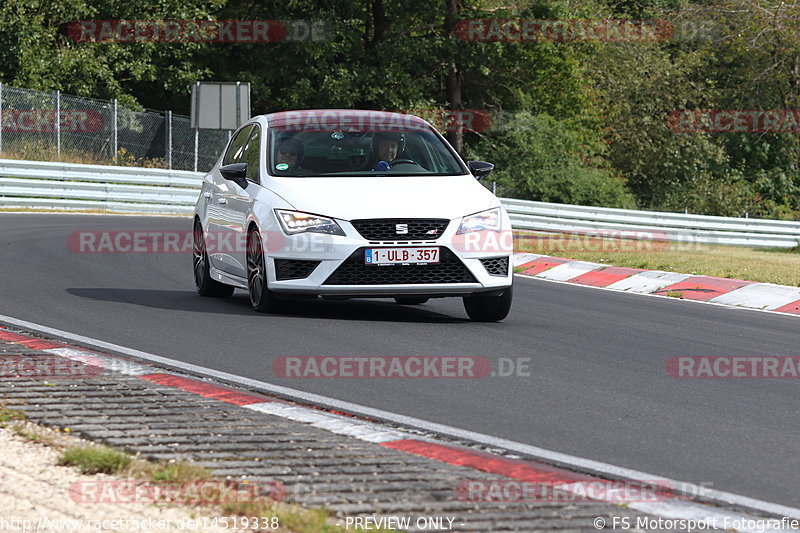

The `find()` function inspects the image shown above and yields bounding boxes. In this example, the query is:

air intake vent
[350,219,449,241]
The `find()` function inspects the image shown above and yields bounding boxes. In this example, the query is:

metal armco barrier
[0,158,798,247]
[0,158,201,215]
[503,198,800,248]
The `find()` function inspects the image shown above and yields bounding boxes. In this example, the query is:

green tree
[471,112,635,207]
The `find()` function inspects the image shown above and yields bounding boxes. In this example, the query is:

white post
[113,99,118,163]
[235,81,241,127]
[55,90,61,160]
[166,110,172,169]
[194,81,200,171]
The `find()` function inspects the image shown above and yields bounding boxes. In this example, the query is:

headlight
[457,207,502,234]
[275,209,345,236]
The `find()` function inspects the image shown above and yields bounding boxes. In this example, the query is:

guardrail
[0,158,202,215]
[503,198,800,248]
[0,158,798,247]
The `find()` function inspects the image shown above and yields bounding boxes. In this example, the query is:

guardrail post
[113,99,118,163]
[55,90,61,160]
[166,110,172,170]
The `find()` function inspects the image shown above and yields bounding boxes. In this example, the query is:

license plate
[365,247,439,265]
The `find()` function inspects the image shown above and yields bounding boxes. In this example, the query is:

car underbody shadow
[65,288,469,323]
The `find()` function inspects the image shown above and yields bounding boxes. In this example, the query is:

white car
[192,110,513,321]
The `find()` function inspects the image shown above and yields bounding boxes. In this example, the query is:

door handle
[217,198,228,205]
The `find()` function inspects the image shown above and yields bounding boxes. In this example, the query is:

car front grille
[323,248,477,285]
[350,218,450,241]
[274,259,321,281]
[480,257,509,277]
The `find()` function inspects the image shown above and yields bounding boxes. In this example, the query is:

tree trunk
[444,0,463,153]
[367,0,388,48]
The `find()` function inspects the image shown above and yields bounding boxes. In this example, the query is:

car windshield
[267,123,467,177]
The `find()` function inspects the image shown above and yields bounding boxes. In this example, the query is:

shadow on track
[65,288,469,323]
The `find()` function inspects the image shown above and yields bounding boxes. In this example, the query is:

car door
[207,124,252,277]
[217,124,262,278]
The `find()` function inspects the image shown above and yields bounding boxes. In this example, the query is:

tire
[193,220,234,297]
[247,229,290,313]
[463,285,513,322]
[394,297,429,305]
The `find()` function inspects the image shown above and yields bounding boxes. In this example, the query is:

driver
[371,132,405,171]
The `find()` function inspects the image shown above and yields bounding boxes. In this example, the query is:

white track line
[0,313,798,525]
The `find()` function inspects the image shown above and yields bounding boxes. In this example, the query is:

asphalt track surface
[1,213,798,508]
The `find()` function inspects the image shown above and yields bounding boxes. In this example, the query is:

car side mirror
[220,163,248,189]
[467,161,494,180]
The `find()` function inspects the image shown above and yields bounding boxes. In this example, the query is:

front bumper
[265,219,513,297]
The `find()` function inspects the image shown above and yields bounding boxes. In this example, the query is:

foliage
[1,0,799,218]
[470,113,635,207]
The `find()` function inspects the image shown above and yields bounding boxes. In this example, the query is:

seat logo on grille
[395,224,409,234]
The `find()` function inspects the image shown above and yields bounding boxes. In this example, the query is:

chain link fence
[0,84,233,172]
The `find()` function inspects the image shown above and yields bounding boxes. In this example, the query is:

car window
[241,125,261,183]
[222,125,253,165]
[267,126,466,177]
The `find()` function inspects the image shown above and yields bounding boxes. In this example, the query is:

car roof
[260,109,432,131]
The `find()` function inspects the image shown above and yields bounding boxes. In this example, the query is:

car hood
[265,174,500,220]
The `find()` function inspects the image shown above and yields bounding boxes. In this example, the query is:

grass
[58,444,132,474]
[1,146,169,168]
[11,424,58,445]
[514,232,800,286]
[50,436,396,531]
[0,404,26,427]
[0,406,394,531]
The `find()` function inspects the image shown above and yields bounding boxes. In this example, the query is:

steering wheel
[390,159,417,167]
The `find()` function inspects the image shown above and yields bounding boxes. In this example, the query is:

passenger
[275,137,304,172]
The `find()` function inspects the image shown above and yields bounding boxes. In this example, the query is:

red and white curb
[513,253,800,315]
[0,322,798,532]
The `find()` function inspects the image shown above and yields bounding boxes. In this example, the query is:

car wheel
[463,285,512,322]
[394,297,429,305]
[247,229,289,313]
[193,220,234,297]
